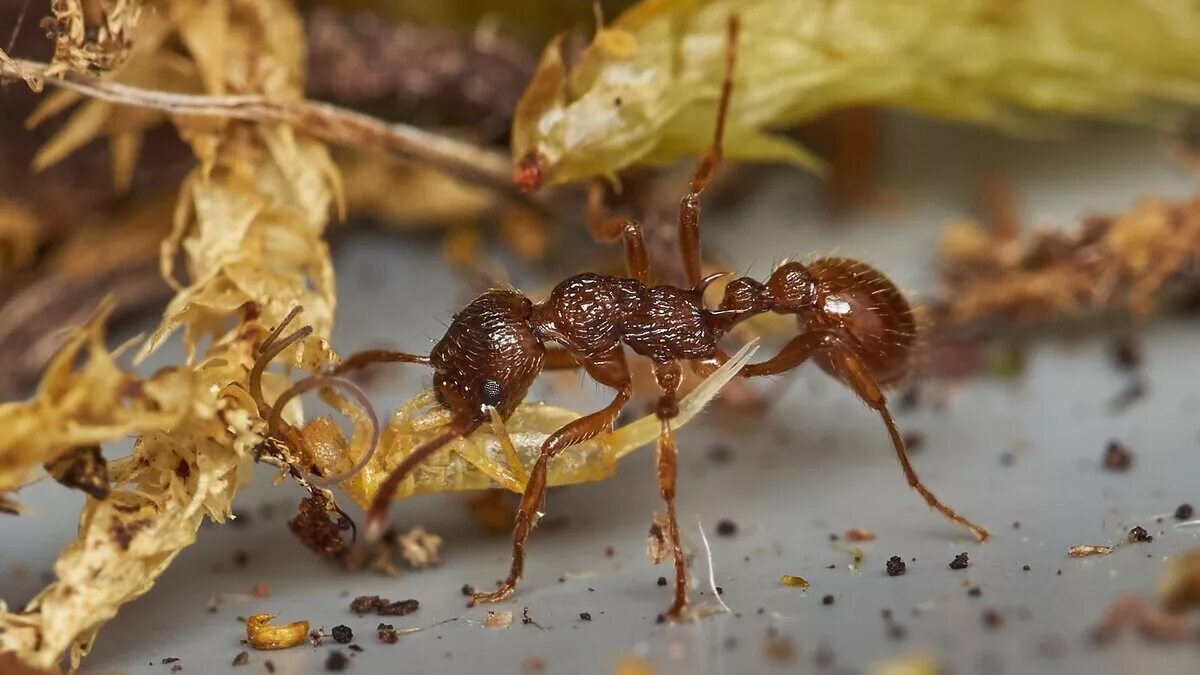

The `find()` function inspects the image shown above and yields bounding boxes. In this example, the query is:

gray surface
[4,116,1200,675]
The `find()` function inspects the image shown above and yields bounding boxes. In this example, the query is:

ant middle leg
[743,331,990,542]
[587,181,651,285]
[678,16,740,287]
[472,352,634,606]
[652,361,689,620]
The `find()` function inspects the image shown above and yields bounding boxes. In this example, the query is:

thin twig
[1,57,520,197]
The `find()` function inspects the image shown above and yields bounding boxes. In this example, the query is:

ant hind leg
[742,331,990,542]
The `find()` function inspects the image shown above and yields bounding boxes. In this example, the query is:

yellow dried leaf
[515,0,1200,187]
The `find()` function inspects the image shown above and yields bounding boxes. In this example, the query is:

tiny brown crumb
[520,607,544,629]
[845,528,876,542]
[949,552,969,570]
[1111,336,1142,371]
[763,629,796,664]
[265,660,275,673]
[886,556,907,576]
[716,519,738,537]
[331,625,352,644]
[325,650,349,671]
[289,494,347,558]
[231,651,249,667]
[483,610,513,629]
[1175,503,1195,521]
[657,576,667,586]
[779,575,809,589]
[1127,526,1153,543]
[380,599,419,616]
[461,584,475,596]
[579,612,592,621]
[376,624,399,644]
[245,614,310,650]
[647,517,668,564]
[822,594,835,606]
[349,596,419,616]
[251,582,270,598]
[1102,440,1133,472]
[901,431,925,453]
[982,608,1004,631]
[1068,545,1113,558]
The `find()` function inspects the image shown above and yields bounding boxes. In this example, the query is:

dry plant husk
[933,196,1200,331]
[0,0,339,669]
[514,0,1200,187]
[0,6,755,669]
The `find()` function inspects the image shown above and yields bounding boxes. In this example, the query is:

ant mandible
[331,16,988,621]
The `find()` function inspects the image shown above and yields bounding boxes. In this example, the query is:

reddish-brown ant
[330,17,988,621]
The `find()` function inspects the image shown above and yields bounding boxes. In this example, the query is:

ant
[330,17,989,621]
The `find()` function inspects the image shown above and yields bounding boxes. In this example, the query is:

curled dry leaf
[245,614,311,650]
[513,0,1200,188]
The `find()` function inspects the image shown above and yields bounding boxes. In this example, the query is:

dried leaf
[514,0,1200,187]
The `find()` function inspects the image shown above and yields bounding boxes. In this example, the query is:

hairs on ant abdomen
[326,16,988,621]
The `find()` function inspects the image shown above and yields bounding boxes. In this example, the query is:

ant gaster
[330,17,988,621]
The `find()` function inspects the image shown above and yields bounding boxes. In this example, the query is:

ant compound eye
[480,378,504,408]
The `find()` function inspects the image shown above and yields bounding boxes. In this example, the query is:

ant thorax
[533,273,721,365]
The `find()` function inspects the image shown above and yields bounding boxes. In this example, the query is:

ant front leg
[472,351,634,606]
[652,361,690,620]
[678,17,739,287]
[332,349,431,377]
[743,331,990,542]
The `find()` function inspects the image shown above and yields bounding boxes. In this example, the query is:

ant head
[802,258,917,385]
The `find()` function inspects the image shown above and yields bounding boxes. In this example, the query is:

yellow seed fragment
[1068,545,1113,558]
[245,613,310,650]
[779,575,809,589]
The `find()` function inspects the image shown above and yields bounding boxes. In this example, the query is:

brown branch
[1,57,520,198]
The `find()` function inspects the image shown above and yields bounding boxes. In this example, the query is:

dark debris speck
[1127,526,1153,543]
[231,652,249,667]
[331,625,353,644]
[949,552,969,570]
[885,556,907,577]
[657,576,667,586]
[579,612,592,621]
[325,650,349,672]
[1175,503,1194,521]
[716,519,738,537]
[1103,440,1133,472]
[822,594,835,606]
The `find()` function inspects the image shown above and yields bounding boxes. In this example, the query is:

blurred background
[3,1,1200,674]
